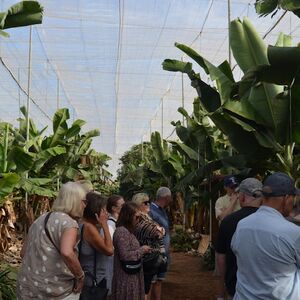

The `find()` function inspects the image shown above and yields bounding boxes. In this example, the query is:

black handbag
[79,225,109,300]
[120,259,142,274]
[143,251,168,274]
[79,278,108,300]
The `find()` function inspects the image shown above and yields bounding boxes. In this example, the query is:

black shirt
[215,207,258,296]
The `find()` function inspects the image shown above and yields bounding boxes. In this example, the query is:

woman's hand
[95,209,109,227]
[73,277,84,293]
[141,245,152,254]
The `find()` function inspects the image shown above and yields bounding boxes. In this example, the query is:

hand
[141,245,152,254]
[73,277,84,293]
[95,209,108,227]
[230,192,238,203]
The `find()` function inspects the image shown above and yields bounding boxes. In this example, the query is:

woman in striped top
[132,193,165,299]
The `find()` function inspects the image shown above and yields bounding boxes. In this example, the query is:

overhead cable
[0,56,51,120]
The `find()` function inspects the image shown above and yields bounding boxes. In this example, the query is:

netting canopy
[0,0,299,174]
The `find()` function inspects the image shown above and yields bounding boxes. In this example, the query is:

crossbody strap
[78,224,98,285]
[108,217,116,223]
[44,212,60,253]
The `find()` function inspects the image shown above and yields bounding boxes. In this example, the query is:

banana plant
[255,0,300,18]
[162,18,294,176]
[0,1,43,37]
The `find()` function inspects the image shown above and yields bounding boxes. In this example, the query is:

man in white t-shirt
[215,176,240,222]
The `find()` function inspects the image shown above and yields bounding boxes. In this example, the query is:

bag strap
[108,217,116,223]
[44,212,60,253]
[78,224,98,286]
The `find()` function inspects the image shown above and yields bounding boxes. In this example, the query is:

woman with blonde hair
[17,182,87,300]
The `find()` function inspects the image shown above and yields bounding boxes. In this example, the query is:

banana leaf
[230,18,286,140]
[0,1,43,31]
[0,173,20,198]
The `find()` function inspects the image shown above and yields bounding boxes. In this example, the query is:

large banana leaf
[20,178,56,197]
[255,0,300,18]
[8,146,34,172]
[230,18,285,138]
[0,1,43,31]
[175,43,235,103]
[0,173,20,198]
[43,108,69,148]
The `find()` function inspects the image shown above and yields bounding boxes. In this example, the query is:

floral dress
[111,226,144,300]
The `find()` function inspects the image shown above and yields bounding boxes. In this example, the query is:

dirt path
[162,252,218,300]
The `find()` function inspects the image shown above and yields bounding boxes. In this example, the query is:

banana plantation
[1,0,300,299]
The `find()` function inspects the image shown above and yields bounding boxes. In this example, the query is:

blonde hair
[77,180,94,193]
[52,182,86,218]
[131,193,149,207]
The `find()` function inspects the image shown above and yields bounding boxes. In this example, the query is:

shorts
[151,272,166,282]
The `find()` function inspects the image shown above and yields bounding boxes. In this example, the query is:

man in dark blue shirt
[149,186,172,300]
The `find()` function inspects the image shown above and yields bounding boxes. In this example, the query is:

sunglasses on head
[143,200,150,205]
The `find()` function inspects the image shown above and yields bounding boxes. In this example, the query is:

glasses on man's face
[143,201,150,206]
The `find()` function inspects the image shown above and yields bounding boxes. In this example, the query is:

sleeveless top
[79,224,107,287]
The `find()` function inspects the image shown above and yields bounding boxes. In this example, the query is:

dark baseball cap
[236,178,262,198]
[262,172,300,197]
[224,175,238,188]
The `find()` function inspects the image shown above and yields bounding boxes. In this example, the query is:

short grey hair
[156,187,171,199]
[52,182,86,218]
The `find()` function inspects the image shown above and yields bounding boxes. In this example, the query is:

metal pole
[141,136,144,161]
[25,26,33,213]
[56,78,60,110]
[181,71,184,124]
[18,68,21,120]
[56,78,60,191]
[161,98,164,138]
[227,0,232,67]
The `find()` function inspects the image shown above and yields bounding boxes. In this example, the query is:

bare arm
[84,222,113,256]
[217,195,238,221]
[60,227,84,292]
[216,252,226,299]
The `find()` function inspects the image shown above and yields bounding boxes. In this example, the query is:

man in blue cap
[231,172,300,299]
[215,175,240,222]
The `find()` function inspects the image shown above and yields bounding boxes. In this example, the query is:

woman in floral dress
[111,202,151,300]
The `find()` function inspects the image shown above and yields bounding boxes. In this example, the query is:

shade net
[0,0,299,174]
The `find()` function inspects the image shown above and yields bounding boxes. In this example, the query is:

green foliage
[0,107,112,201]
[0,266,17,300]
[201,243,215,271]
[255,0,300,18]
[0,1,43,38]
[171,228,199,252]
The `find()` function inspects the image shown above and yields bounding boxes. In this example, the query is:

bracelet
[76,271,85,281]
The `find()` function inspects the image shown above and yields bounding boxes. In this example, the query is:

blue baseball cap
[262,172,300,197]
[224,175,238,188]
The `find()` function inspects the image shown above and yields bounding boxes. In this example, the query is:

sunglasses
[143,201,150,206]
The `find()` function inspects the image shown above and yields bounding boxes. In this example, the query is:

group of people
[16,182,172,300]
[215,172,300,300]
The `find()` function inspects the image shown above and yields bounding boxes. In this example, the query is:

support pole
[18,68,21,120]
[181,57,185,126]
[56,78,60,110]
[56,78,60,191]
[25,26,33,213]
[161,98,164,138]
[227,0,232,67]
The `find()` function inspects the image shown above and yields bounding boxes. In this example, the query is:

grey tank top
[79,224,107,286]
